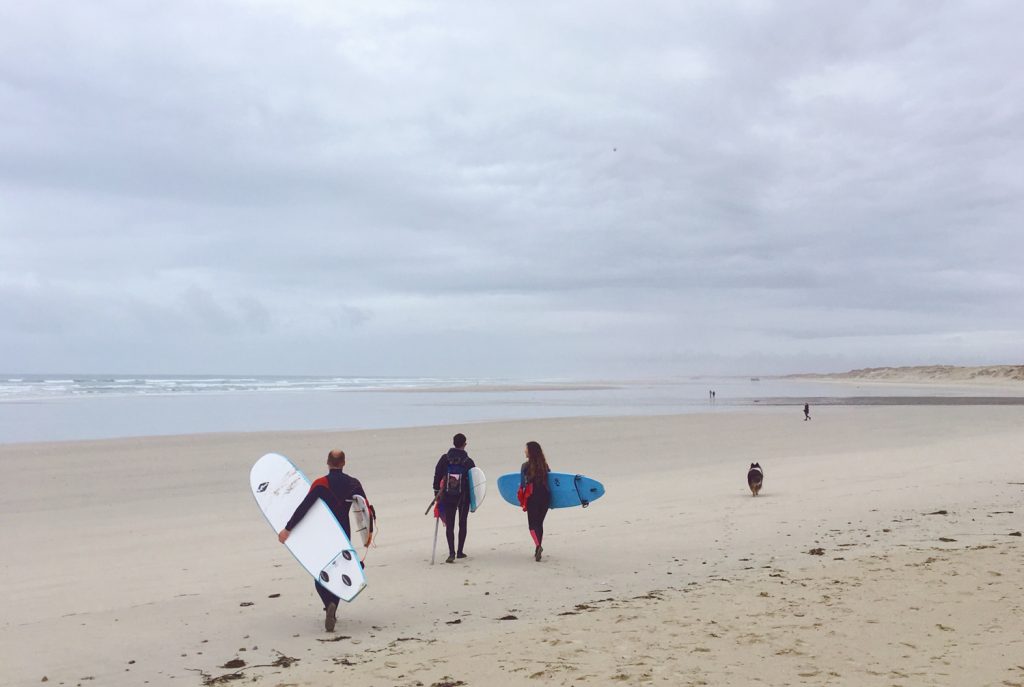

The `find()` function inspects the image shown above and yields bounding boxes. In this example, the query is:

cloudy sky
[2,1,1022,378]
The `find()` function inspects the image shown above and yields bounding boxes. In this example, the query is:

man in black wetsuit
[278,449,368,632]
[432,433,476,564]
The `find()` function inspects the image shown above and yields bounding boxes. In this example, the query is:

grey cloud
[2,1,1023,375]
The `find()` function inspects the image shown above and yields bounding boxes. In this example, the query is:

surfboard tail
[320,548,366,603]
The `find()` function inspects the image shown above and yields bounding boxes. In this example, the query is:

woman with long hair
[518,441,551,561]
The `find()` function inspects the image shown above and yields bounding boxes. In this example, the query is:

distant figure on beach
[747,462,763,496]
[517,441,552,561]
[804,403,811,421]
[278,449,370,632]
[433,433,476,563]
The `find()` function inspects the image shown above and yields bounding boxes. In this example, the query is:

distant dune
[789,364,1024,384]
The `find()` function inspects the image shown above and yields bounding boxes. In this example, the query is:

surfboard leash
[361,516,378,564]
[574,474,590,508]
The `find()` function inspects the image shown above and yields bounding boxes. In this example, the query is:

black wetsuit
[285,469,367,607]
[433,448,476,557]
[521,462,551,546]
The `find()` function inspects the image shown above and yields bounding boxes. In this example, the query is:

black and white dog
[747,462,764,496]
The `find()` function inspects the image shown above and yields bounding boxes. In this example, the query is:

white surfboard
[250,453,366,602]
[351,494,375,548]
[468,466,487,512]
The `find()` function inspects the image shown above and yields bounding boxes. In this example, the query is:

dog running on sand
[747,462,764,496]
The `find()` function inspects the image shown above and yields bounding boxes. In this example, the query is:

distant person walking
[278,449,369,632]
[517,441,552,561]
[804,403,811,421]
[432,433,476,563]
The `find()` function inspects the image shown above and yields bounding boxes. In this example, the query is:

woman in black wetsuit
[518,441,551,562]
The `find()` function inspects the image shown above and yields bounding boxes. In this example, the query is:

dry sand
[2,405,1023,686]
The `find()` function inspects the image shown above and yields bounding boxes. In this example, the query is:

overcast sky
[2,1,1022,378]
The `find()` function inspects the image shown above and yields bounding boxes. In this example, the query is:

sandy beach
[2,404,1023,686]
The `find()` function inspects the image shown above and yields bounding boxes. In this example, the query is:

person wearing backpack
[278,449,371,632]
[432,432,476,563]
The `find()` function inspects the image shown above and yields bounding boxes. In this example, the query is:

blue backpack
[442,457,468,499]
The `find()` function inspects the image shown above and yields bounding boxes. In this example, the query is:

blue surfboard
[496,472,605,509]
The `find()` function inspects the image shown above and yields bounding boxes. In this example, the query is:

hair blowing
[525,441,550,482]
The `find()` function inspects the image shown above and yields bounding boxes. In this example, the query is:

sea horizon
[3,372,1023,445]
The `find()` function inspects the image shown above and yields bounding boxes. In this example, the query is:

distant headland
[788,365,1024,384]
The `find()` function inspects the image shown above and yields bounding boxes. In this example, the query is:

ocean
[1,373,1018,444]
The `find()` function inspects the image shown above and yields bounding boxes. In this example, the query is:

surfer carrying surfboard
[278,449,371,631]
[432,433,476,563]
[518,441,552,562]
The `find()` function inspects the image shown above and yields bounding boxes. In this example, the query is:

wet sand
[752,395,1024,406]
